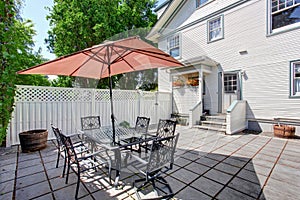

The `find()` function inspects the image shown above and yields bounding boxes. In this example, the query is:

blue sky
[21,0,165,60]
[22,0,55,60]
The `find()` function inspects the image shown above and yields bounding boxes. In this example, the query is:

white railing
[189,101,202,128]
[7,85,172,146]
[226,100,247,134]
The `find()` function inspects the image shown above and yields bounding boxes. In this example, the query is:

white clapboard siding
[173,86,199,114]
[7,86,172,146]
[157,0,300,122]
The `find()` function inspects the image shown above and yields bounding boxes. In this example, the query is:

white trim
[290,61,300,97]
[196,0,212,8]
[207,15,224,42]
[167,33,181,59]
[268,0,300,34]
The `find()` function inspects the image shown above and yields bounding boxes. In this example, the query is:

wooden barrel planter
[273,125,295,138]
[19,129,48,153]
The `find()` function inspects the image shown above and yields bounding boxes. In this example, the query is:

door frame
[219,70,242,113]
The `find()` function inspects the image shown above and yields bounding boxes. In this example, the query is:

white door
[223,72,241,113]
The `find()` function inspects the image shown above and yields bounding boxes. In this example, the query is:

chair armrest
[129,154,148,165]
[67,132,82,138]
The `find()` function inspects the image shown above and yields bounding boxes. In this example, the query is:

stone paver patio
[1,126,300,200]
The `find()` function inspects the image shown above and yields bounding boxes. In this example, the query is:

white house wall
[157,0,300,121]
[179,0,246,28]
[157,37,172,92]
[173,86,200,114]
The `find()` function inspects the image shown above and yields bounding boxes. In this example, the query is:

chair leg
[75,171,80,199]
[108,164,112,184]
[66,160,70,184]
[62,155,67,178]
[56,150,60,168]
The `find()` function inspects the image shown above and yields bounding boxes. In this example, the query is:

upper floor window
[167,34,180,58]
[271,0,300,31]
[290,61,300,96]
[208,15,224,42]
[196,0,209,8]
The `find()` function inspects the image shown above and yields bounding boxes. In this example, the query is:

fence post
[92,89,96,115]
[138,90,141,116]
[155,92,159,122]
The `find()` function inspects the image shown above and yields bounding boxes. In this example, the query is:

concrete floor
[1,126,300,200]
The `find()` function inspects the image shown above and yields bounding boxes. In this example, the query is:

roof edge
[154,0,172,12]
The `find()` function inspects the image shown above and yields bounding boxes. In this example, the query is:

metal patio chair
[121,116,150,152]
[80,116,102,150]
[126,133,180,199]
[59,131,111,199]
[51,124,88,169]
[81,116,101,130]
[140,119,176,153]
[134,116,150,133]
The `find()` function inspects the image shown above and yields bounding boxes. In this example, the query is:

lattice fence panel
[7,85,172,146]
[111,90,140,101]
[15,85,93,102]
[94,90,110,101]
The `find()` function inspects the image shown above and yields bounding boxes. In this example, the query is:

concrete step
[201,120,227,129]
[194,125,226,133]
[204,115,226,123]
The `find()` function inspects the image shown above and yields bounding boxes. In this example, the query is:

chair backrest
[81,116,101,130]
[51,124,64,147]
[135,116,150,133]
[156,119,176,138]
[146,133,179,174]
[59,131,79,164]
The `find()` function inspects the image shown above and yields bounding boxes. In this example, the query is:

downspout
[218,66,223,113]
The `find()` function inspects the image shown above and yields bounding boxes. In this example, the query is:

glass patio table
[83,126,150,187]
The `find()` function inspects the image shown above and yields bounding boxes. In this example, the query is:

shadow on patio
[1,127,300,199]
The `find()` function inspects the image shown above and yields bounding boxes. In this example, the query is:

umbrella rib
[111,44,182,65]
[82,52,107,64]
[110,47,136,71]
[112,49,182,66]
[70,46,107,77]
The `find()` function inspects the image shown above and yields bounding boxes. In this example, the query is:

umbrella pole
[108,66,116,144]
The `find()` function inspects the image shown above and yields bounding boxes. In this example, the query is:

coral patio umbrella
[17,36,183,143]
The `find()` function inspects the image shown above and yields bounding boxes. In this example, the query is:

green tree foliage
[0,0,50,145]
[46,0,158,89]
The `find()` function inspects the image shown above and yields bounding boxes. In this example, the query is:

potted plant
[273,124,295,138]
[187,79,199,86]
[172,79,185,87]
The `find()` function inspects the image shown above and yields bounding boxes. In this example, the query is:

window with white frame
[291,61,300,96]
[224,74,237,93]
[196,0,209,7]
[167,34,180,58]
[208,16,224,42]
[271,0,300,31]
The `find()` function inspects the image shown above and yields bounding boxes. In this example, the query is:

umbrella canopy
[18,36,183,143]
[18,36,183,79]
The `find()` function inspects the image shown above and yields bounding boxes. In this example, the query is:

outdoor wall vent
[239,50,248,55]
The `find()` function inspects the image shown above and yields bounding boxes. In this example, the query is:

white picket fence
[7,85,172,146]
